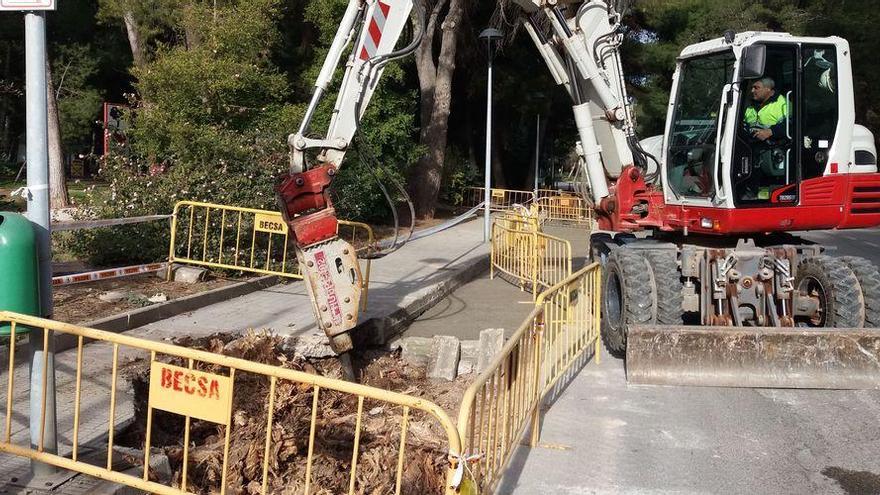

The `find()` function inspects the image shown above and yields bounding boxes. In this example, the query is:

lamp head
[479,28,504,42]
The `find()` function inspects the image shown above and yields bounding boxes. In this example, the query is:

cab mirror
[740,44,766,80]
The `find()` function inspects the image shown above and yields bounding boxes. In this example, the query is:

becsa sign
[254,212,288,235]
[148,362,233,425]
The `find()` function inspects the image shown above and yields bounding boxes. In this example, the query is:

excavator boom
[276,0,421,353]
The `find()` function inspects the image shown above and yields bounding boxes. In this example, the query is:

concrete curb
[353,255,489,347]
[53,275,281,354]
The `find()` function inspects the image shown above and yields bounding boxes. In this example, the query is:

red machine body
[598,165,880,237]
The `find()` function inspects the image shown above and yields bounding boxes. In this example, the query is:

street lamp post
[479,28,503,243]
[25,10,58,477]
[534,114,541,194]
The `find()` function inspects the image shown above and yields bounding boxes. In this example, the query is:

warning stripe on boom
[359,1,391,61]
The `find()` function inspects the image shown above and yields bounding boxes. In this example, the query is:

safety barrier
[461,187,536,211]
[535,188,569,199]
[456,263,602,493]
[0,311,463,494]
[490,212,572,300]
[167,201,374,310]
[533,195,594,227]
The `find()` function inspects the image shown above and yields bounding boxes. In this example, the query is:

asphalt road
[799,226,880,263]
[503,356,880,495]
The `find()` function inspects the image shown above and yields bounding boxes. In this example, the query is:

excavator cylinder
[626,325,880,389]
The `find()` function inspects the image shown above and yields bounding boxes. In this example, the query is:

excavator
[277,0,880,388]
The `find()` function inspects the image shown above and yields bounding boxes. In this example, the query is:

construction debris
[171,265,208,284]
[121,331,470,494]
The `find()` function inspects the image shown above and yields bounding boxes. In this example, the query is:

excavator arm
[513,0,645,203]
[276,0,422,353]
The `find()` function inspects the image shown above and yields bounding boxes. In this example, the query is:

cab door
[731,44,799,206]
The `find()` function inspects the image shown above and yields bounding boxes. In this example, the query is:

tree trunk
[122,10,146,67]
[409,0,465,219]
[46,62,69,209]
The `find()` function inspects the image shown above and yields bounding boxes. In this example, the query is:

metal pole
[483,41,493,242]
[534,114,540,194]
[25,11,57,476]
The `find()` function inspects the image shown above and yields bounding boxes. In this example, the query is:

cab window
[801,44,838,180]
[666,51,736,199]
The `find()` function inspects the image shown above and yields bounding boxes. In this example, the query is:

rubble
[121,331,470,494]
[98,290,128,303]
[172,265,209,284]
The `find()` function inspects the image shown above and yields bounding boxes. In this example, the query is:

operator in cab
[745,77,788,141]
[739,77,790,201]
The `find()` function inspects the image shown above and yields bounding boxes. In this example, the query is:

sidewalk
[0,217,489,492]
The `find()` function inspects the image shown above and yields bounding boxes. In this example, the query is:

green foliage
[73,0,423,264]
[331,63,423,222]
[96,0,182,52]
[438,147,480,207]
[624,0,812,136]
[53,44,103,151]
[623,0,879,145]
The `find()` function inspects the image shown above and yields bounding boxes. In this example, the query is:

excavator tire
[601,248,656,358]
[641,249,684,325]
[841,256,880,328]
[795,255,865,328]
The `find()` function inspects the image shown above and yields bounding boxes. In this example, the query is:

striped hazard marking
[359,1,391,61]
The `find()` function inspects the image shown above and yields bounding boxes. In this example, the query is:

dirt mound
[121,331,467,494]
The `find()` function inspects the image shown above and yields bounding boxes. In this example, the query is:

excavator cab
[662,33,879,231]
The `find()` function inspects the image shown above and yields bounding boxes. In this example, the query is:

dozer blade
[626,325,880,389]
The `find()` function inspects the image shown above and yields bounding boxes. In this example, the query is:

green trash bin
[0,212,40,335]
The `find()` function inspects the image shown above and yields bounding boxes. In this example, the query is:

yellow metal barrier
[0,311,463,494]
[490,212,572,300]
[167,201,374,310]
[462,188,536,211]
[456,264,602,493]
[533,195,594,226]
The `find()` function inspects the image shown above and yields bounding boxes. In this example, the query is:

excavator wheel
[601,248,656,358]
[841,256,880,328]
[794,255,865,328]
[641,249,684,325]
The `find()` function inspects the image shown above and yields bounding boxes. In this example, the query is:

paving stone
[458,339,479,375]
[477,328,505,373]
[427,335,460,381]
[391,336,434,367]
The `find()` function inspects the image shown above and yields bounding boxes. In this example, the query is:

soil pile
[122,331,468,494]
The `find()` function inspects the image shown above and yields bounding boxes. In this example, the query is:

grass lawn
[0,177,109,211]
